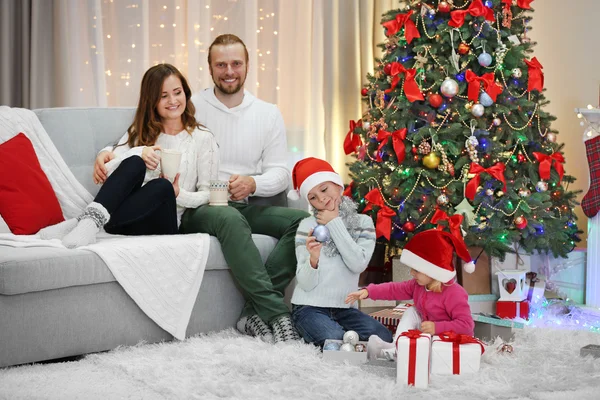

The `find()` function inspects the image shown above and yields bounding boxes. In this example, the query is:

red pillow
[0,133,64,234]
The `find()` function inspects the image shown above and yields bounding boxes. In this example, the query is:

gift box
[496,299,530,320]
[524,272,546,304]
[369,303,413,333]
[430,332,485,375]
[472,312,525,342]
[322,339,368,365]
[396,330,431,389]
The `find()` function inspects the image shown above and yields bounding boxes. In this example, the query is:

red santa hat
[288,157,344,201]
[400,229,475,283]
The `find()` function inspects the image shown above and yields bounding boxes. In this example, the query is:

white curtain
[50,0,390,175]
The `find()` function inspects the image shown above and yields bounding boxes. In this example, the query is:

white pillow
[0,214,10,233]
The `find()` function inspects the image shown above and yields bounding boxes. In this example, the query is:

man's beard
[213,74,246,95]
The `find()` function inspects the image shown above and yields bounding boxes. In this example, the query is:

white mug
[160,149,182,182]
[209,180,229,206]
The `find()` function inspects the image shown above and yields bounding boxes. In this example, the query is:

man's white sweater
[191,88,290,198]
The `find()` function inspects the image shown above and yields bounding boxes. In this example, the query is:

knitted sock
[62,202,110,249]
[38,218,78,240]
[366,335,395,361]
[582,135,600,218]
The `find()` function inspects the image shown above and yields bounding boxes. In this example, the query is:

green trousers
[180,202,309,324]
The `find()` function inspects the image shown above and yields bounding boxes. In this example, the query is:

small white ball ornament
[511,68,522,78]
[478,52,493,67]
[440,77,459,98]
[536,181,549,192]
[343,330,360,346]
[340,343,355,352]
[471,103,485,117]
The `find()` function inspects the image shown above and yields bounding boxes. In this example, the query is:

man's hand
[142,145,162,170]
[345,289,369,305]
[93,150,115,184]
[315,197,341,225]
[306,228,322,269]
[420,321,435,335]
[228,174,256,201]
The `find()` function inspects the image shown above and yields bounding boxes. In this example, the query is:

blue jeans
[291,304,393,347]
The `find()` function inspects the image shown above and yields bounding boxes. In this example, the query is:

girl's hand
[420,321,435,335]
[345,289,369,304]
[315,197,340,225]
[142,145,162,170]
[306,228,322,268]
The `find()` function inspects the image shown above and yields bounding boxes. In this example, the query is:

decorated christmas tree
[344,0,581,260]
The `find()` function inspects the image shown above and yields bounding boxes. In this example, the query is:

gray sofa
[0,107,304,368]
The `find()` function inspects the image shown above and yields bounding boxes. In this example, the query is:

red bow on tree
[343,181,353,198]
[465,162,507,201]
[532,151,564,183]
[502,0,535,10]
[465,70,503,102]
[376,128,407,163]
[438,331,485,354]
[448,0,495,28]
[382,10,420,44]
[364,189,396,240]
[384,62,424,102]
[431,209,464,240]
[343,119,363,155]
[524,57,544,92]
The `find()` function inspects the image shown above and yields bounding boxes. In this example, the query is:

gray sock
[62,202,109,249]
[38,218,78,240]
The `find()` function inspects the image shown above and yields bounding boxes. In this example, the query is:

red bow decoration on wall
[532,151,564,183]
[448,0,495,28]
[524,57,544,92]
[431,209,464,240]
[465,70,503,102]
[384,62,424,102]
[376,128,407,163]
[364,188,396,240]
[343,119,363,155]
[382,10,420,44]
[465,162,507,201]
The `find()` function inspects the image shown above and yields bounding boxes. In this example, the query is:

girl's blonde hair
[426,280,443,293]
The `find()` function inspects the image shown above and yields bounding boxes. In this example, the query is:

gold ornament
[423,152,441,169]
[383,175,392,188]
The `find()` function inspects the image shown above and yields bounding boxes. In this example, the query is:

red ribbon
[382,10,420,44]
[363,189,396,240]
[524,57,544,92]
[431,209,464,240]
[465,162,507,201]
[502,0,534,11]
[397,330,427,386]
[343,120,363,155]
[465,70,503,102]
[449,0,495,28]
[438,331,485,374]
[343,181,353,198]
[532,152,564,183]
[384,62,424,102]
[376,128,407,163]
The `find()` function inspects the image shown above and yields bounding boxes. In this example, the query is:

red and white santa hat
[400,229,475,283]
[288,157,344,201]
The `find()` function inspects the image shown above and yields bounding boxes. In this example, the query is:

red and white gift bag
[395,330,431,388]
[430,332,485,375]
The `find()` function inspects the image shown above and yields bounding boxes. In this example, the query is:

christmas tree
[344,0,581,260]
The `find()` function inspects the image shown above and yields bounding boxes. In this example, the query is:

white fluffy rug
[1,326,600,400]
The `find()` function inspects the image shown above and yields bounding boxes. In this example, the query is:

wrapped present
[430,331,485,375]
[396,330,431,388]
[524,272,546,304]
[369,303,413,333]
[496,299,529,320]
[472,312,525,342]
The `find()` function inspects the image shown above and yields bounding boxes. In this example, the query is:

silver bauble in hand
[313,224,331,243]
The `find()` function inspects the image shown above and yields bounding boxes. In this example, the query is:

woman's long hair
[123,64,200,148]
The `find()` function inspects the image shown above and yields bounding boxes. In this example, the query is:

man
[182,34,309,343]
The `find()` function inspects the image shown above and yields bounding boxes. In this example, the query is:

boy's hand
[315,197,341,225]
[345,289,369,304]
[306,229,322,268]
[420,321,435,335]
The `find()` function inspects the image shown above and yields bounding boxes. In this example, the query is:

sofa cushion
[0,234,278,295]
[0,133,64,234]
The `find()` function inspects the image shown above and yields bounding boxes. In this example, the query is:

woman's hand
[420,321,435,335]
[93,150,115,184]
[345,288,369,304]
[306,228,322,269]
[142,145,162,170]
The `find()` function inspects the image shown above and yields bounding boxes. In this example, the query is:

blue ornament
[313,224,331,243]
[478,52,492,67]
[479,92,494,107]
[323,341,341,351]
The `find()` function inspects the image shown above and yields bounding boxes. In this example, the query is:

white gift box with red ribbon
[395,330,431,389]
[430,332,485,375]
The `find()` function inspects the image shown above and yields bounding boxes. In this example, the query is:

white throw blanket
[0,106,211,340]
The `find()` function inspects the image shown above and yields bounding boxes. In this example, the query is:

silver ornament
[518,188,531,197]
[493,117,502,126]
[479,92,494,107]
[471,103,485,117]
[355,343,366,352]
[466,136,479,147]
[437,194,449,205]
[536,181,549,192]
[546,133,557,143]
[363,121,371,130]
[313,224,331,243]
[323,341,341,351]
[511,68,522,78]
[485,189,494,196]
[343,330,359,346]
[478,52,493,67]
[340,343,355,352]
[440,77,459,98]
